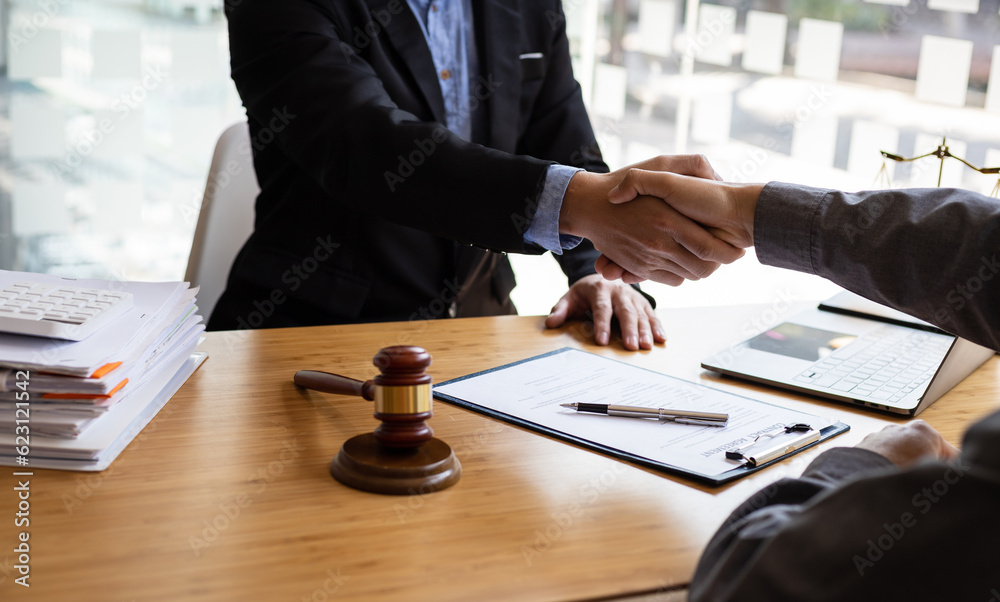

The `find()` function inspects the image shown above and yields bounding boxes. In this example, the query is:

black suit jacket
[209,0,611,330]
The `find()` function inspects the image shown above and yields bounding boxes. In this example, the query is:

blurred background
[1,0,999,318]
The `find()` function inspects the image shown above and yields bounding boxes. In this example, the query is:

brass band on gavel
[374,384,432,415]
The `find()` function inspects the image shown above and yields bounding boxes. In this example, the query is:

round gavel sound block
[328,346,461,495]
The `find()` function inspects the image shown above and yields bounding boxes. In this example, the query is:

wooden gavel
[294,346,461,494]
[294,345,434,448]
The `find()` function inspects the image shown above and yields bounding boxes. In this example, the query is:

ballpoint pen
[559,402,728,426]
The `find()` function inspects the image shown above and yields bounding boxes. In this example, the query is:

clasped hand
[561,156,763,286]
[549,155,763,349]
[562,159,966,464]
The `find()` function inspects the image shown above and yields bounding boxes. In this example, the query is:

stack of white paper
[0,270,207,470]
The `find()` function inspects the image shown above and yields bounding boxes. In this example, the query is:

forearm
[754,183,1000,351]
[559,170,623,238]
[520,170,620,286]
[691,448,894,602]
[525,169,653,303]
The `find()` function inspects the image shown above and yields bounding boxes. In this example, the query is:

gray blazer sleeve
[693,183,1000,601]
[755,183,1000,351]
[690,410,1000,602]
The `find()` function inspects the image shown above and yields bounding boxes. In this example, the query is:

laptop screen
[747,323,857,362]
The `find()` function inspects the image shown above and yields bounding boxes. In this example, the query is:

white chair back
[185,122,260,320]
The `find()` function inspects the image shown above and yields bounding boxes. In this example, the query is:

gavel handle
[294,370,375,401]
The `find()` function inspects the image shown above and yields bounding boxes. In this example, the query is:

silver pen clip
[673,416,729,427]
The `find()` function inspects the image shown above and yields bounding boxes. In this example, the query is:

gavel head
[329,345,461,494]
[370,346,434,449]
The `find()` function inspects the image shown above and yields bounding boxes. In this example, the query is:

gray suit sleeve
[693,184,1000,601]
[690,411,1000,602]
[754,182,1000,351]
[690,448,893,602]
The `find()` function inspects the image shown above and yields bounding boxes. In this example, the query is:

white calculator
[0,281,134,341]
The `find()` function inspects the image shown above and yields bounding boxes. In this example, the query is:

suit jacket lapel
[369,0,520,291]
[476,0,521,152]
[451,0,521,291]
[368,0,447,124]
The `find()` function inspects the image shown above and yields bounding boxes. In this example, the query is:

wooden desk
[3,307,998,601]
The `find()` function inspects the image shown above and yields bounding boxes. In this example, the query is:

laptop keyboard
[794,327,952,404]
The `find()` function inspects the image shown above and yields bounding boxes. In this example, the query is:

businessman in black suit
[208,0,742,348]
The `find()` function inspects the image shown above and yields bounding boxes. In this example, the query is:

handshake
[559,155,766,286]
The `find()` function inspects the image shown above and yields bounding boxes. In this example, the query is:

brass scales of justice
[878,137,1000,196]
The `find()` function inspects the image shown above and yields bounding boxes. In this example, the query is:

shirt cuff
[754,181,832,275]
[523,164,584,254]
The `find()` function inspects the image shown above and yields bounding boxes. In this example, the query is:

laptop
[701,291,995,416]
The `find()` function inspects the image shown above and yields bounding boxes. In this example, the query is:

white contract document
[434,348,848,484]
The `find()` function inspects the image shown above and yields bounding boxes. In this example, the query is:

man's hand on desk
[559,156,746,287]
[855,420,960,467]
[593,170,765,285]
[545,274,665,350]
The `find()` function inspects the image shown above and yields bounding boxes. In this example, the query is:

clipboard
[433,348,850,486]
[724,423,821,467]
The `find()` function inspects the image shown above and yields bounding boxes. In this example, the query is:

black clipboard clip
[725,423,820,467]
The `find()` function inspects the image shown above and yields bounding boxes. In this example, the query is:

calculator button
[0,279,133,340]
